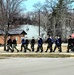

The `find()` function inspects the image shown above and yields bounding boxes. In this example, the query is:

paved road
[0,58,74,75]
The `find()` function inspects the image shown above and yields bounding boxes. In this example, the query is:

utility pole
[39,9,40,36]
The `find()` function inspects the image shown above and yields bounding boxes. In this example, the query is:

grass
[0,53,74,58]
[0,44,73,58]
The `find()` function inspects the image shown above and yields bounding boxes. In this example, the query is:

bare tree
[43,0,74,40]
[55,0,74,40]
[25,0,74,40]
[33,2,43,36]
[0,0,26,50]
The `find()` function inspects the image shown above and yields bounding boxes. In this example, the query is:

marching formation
[6,35,74,53]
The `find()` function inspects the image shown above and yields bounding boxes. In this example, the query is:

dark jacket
[68,38,73,45]
[26,39,29,45]
[38,38,43,46]
[13,39,17,45]
[21,39,26,45]
[40,38,43,44]
[72,38,74,45]
[7,38,12,47]
[46,38,53,45]
[55,38,60,45]
[55,38,61,46]
[31,39,35,45]
[58,38,62,45]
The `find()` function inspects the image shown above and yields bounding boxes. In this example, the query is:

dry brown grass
[0,44,68,52]
[0,53,74,58]
[34,45,67,52]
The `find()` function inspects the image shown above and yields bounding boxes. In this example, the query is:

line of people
[35,35,62,53]
[6,35,63,53]
[6,37,19,52]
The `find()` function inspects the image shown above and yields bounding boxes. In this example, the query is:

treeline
[21,0,74,41]
[0,0,74,50]
[2,0,73,41]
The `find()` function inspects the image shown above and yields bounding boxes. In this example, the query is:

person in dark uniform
[45,35,53,52]
[12,37,19,52]
[31,37,35,52]
[71,38,74,52]
[53,36,62,52]
[57,36,62,52]
[20,37,31,52]
[20,37,26,52]
[40,37,43,52]
[36,37,43,53]
[67,35,73,52]
[25,37,31,52]
[6,37,13,52]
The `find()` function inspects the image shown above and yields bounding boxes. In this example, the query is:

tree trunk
[52,17,56,38]
[4,34,7,51]
[61,18,66,41]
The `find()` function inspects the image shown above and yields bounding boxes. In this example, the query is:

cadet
[67,35,73,52]
[6,37,13,52]
[71,38,74,52]
[20,37,26,52]
[25,37,31,52]
[36,37,43,53]
[57,36,62,52]
[31,37,35,52]
[53,36,62,52]
[45,35,53,52]
[12,37,19,52]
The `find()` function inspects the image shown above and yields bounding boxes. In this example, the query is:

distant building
[0,30,27,44]
[19,24,47,39]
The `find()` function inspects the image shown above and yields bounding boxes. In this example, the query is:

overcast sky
[21,0,74,12]
[24,0,45,11]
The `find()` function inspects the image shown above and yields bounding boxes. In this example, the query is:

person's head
[55,36,58,39]
[32,37,34,39]
[58,36,60,39]
[38,36,40,40]
[25,37,28,39]
[47,35,50,38]
[50,36,52,38]
[68,35,71,39]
